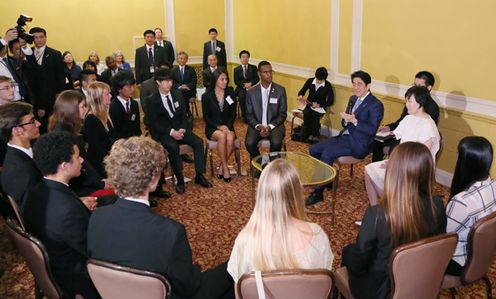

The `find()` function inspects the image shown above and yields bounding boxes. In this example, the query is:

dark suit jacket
[387,97,440,130]
[201,87,237,138]
[298,78,335,109]
[155,40,175,65]
[202,40,227,69]
[172,65,197,97]
[146,90,189,144]
[23,178,93,297]
[24,46,65,111]
[340,93,384,158]
[87,198,202,299]
[108,97,141,140]
[82,114,114,177]
[245,82,287,130]
[134,45,167,84]
[0,146,42,209]
[233,64,259,95]
[100,67,123,85]
[3,55,30,101]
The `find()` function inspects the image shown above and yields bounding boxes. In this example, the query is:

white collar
[123,197,150,206]
[43,176,69,187]
[160,91,172,99]
[35,45,46,53]
[358,91,370,102]
[261,83,272,93]
[146,44,154,51]
[7,143,33,158]
[210,66,217,72]
[312,78,325,89]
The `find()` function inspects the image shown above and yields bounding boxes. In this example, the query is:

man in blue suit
[306,70,384,205]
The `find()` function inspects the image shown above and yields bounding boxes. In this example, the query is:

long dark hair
[208,69,229,92]
[449,136,493,199]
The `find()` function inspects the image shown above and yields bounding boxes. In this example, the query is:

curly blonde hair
[104,137,166,198]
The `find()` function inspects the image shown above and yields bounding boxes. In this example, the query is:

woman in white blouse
[365,86,440,205]
[227,159,333,282]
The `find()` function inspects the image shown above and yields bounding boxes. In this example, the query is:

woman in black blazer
[341,142,447,299]
[202,69,237,182]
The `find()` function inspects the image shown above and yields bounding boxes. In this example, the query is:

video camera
[15,14,34,44]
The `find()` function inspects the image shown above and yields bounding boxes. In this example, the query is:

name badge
[150,66,155,73]
[174,101,179,108]
[216,46,221,52]
[225,96,233,105]
[269,97,278,104]
[131,114,136,121]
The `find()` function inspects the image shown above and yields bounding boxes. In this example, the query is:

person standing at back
[202,28,227,69]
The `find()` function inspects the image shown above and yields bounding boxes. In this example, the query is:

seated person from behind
[0,102,41,208]
[372,70,439,162]
[145,68,212,194]
[245,61,287,159]
[306,70,384,206]
[87,137,234,299]
[445,136,496,275]
[342,142,447,299]
[228,159,333,282]
[23,132,99,299]
[202,54,220,90]
[364,86,440,205]
[233,50,259,122]
[297,66,334,143]
[202,69,237,182]
[109,71,141,140]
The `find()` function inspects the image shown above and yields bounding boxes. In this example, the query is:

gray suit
[245,82,287,158]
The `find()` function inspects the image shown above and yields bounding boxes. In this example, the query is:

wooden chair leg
[194,101,199,117]
[483,275,493,299]
[449,288,457,299]
[350,164,354,177]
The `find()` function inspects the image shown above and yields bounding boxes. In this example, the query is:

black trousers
[237,88,247,119]
[245,125,284,159]
[302,107,324,138]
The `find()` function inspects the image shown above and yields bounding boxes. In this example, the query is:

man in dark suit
[173,51,197,116]
[0,28,18,54]
[245,61,287,159]
[233,50,259,121]
[202,28,227,69]
[306,70,384,205]
[0,102,41,208]
[135,29,167,85]
[99,55,122,86]
[109,71,141,140]
[87,137,233,299]
[145,68,212,194]
[23,27,65,133]
[371,70,440,162]
[202,54,221,90]
[0,38,29,103]
[23,132,100,298]
[79,69,97,98]
[154,27,175,65]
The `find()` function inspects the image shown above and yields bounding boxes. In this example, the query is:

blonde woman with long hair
[342,142,447,299]
[83,82,114,176]
[227,159,333,282]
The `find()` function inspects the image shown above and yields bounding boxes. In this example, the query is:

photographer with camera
[0,28,18,52]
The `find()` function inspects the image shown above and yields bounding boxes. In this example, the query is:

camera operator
[0,28,18,52]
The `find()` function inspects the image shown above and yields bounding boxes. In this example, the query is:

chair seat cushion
[337,156,362,165]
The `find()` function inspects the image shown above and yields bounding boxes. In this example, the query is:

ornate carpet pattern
[0,117,494,298]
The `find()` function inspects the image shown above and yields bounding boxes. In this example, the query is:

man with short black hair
[202,28,227,69]
[233,50,259,121]
[23,132,100,299]
[100,55,122,86]
[173,51,197,116]
[79,69,97,97]
[135,29,167,84]
[109,71,141,140]
[0,33,29,102]
[154,27,175,65]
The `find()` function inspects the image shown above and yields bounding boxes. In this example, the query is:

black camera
[15,14,34,44]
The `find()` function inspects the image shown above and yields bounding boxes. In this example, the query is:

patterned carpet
[0,117,494,298]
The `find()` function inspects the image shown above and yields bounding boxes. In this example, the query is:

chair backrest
[6,194,25,230]
[87,258,171,299]
[389,233,458,299]
[236,269,333,299]
[5,217,63,299]
[461,212,496,284]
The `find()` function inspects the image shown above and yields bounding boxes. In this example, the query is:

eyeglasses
[0,84,15,91]
[16,118,37,127]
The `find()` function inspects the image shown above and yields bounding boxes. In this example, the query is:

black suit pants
[245,125,284,159]
[302,107,323,138]
[237,89,247,119]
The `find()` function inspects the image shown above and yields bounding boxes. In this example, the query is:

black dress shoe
[150,188,171,198]
[223,176,232,183]
[175,183,185,194]
[149,198,158,207]
[181,154,194,164]
[195,174,213,188]
[305,191,324,206]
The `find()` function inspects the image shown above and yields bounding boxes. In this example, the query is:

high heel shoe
[223,176,231,183]
[217,164,224,179]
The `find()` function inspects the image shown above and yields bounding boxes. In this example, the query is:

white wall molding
[187,56,203,65]
[225,0,235,63]
[350,0,363,72]
[164,0,176,47]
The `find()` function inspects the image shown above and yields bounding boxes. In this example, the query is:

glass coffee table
[251,152,338,223]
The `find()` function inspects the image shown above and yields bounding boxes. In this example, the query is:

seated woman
[88,50,106,75]
[227,159,333,282]
[446,136,496,275]
[62,51,81,90]
[47,90,111,197]
[83,82,114,177]
[297,67,334,143]
[202,69,237,182]
[113,50,133,77]
[365,86,440,205]
[342,142,447,299]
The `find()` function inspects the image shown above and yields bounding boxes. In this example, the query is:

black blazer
[233,64,259,94]
[155,40,175,65]
[298,78,335,109]
[146,90,189,143]
[24,46,65,111]
[100,67,123,85]
[108,97,141,140]
[0,146,42,209]
[134,45,167,84]
[87,198,202,299]
[23,178,93,297]
[82,114,114,177]
[172,65,197,95]
[203,39,227,69]
[202,87,237,138]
